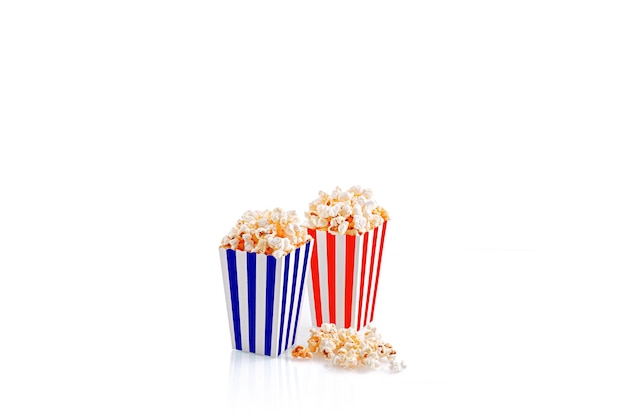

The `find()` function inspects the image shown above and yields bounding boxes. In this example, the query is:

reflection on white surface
[228,350,301,410]
[228,347,377,413]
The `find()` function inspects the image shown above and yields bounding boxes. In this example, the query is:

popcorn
[305,186,390,235]
[388,357,408,373]
[220,208,312,257]
[291,345,312,359]
[291,323,406,373]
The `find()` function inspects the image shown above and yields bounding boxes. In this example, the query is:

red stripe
[369,221,387,323]
[326,232,336,324]
[364,226,379,327]
[308,229,322,327]
[357,231,369,331]
[344,235,356,328]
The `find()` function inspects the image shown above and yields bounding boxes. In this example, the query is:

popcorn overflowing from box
[304,186,390,330]
[219,208,313,357]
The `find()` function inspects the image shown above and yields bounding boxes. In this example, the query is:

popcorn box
[306,221,388,330]
[219,240,313,357]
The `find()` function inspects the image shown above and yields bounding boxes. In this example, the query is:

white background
[1,1,625,416]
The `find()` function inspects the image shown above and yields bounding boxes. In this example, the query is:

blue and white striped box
[219,240,313,357]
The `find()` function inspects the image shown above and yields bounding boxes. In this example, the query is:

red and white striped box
[219,241,313,357]
[306,221,388,330]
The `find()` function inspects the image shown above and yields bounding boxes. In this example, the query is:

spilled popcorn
[291,323,406,372]
[220,208,312,258]
[304,185,390,235]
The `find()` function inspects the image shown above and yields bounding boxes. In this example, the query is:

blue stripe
[285,247,300,351]
[226,250,241,350]
[246,252,256,353]
[264,256,277,356]
[292,242,311,345]
[278,253,290,356]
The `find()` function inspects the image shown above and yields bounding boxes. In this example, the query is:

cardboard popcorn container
[306,221,388,330]
[219,240,313,357]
